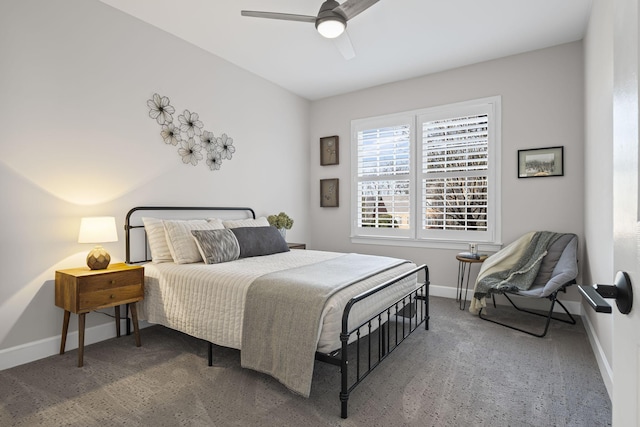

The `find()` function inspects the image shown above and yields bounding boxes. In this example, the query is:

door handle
[578,271,633,314]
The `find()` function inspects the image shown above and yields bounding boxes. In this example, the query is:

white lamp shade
[317,19,345,38]
[78,216,118,243]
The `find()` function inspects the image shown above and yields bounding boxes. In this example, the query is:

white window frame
[350,96,502,250]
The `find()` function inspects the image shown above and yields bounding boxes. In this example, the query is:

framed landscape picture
[518,146,564,178]
[320,136,339,166]
[320,178,339,207]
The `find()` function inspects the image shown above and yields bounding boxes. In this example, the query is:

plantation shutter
[354,119,412,235]
[419,111,490,238]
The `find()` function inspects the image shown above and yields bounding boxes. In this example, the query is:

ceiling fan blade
[241,11,316,23]
[333,30,356,60]
[334,0,379,20]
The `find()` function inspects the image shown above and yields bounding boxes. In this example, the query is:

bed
[125,206,429,418]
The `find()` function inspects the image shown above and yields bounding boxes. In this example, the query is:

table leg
[130,303,141,347]
[60,310,70,354]
[456,262,464,304]
[462,262,473,310]
[458,262,470,310]
[125,304,131,336]
[115,305,121,338]
[78,313,85,367]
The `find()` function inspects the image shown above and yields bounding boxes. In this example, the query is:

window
[351,97,501,249]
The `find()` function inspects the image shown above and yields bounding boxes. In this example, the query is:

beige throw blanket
[241,253,408,398]
[469,232,535,314]
[469,231,564,314]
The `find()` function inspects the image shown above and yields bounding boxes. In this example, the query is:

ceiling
[99,0,593,101]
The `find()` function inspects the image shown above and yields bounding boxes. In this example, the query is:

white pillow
[141,217,173,263]
[163,218,225,264]
[222,217,269,228]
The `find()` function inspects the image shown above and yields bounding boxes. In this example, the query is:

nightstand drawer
[79,284,143,310]
[79,270,142,293]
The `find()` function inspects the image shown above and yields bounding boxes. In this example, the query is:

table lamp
[78,216,118,270]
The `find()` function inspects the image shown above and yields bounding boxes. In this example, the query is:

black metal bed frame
[124,206,429,419]
[125,206,257,264]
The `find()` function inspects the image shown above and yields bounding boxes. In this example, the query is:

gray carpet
[0,296,611,426]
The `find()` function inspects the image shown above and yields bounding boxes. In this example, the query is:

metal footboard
[315,264,430,419]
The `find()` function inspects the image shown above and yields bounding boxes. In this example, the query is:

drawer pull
[110,280,116,284]
[110,294,115,299]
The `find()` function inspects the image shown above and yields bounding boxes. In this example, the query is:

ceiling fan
[241,0,379,60]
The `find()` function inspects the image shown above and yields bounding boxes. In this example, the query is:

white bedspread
[138,250,418,353]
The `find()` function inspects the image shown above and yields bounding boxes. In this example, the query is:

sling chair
[472,232,578,338]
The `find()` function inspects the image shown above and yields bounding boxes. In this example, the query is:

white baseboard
[0,320,152,371]
[581,312,613,400]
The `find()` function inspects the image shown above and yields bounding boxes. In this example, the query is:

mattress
[138,249,418,353]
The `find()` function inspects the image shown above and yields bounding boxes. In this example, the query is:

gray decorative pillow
[191,229,240,264]
[230,226,290,258]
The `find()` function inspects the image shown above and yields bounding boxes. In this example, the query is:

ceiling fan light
[316,17,346,38]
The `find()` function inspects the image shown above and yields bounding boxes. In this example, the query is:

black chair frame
[478,279,577,338]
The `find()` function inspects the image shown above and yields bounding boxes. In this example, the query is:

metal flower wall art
[146,93,236,170]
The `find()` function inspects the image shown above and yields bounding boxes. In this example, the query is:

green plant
[267,212,294,230]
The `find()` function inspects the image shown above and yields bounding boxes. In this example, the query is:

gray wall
[309,42,585,301]
[0,0,310,364]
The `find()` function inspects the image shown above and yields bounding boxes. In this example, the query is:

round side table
[456,254,488,310]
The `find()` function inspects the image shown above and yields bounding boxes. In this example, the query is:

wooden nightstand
[287,242,306,250]
[55,262,144,367]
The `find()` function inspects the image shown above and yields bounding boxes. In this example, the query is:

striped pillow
[222,217,269,228]
[163,219,224,264]
[141,217,173,263]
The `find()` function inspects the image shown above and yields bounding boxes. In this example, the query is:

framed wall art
[320,135,339,166]
[518,146,564,178]
[320,178,339,207]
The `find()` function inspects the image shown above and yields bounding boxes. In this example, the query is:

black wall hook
[578,271,633,314]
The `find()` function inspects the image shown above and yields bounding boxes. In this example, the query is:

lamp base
[87,245,111,270]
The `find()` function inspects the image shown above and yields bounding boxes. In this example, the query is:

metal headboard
[124,206,256,264]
